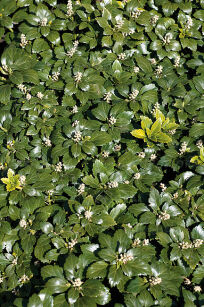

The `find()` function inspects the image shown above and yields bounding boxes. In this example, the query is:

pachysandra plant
[131,110,179,145]
[1,168,23,191]
[190,146,204,165]
[0,0,203,306]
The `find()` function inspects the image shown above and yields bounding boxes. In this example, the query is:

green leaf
[45,278,69,294]
[32,38,50,53]
[189,124,204,138]
[0,85,11,104]
[110,203,127,220]
[83,280,106,297]
[112,60,122,74]
[47,31,60,45]
[192,265,204,283]
[127,277,146,293]
[92,102,110,121]
[28,294,43,307]
[91,131,112,146]
[67,288,79,305]
[82,175,99,188]
[135,55,152,73]
[86,261,108,279]
[138,290,154,306]
[23,69,39,84]
[108,265,123,287]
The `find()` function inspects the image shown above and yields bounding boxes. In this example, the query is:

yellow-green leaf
[155,109,165,123]
[141,116,152,130]
[149,118,162,137]
[131,129,146,139]
[156,132,172,143]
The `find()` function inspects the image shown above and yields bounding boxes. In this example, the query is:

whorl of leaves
[0,0,203,306]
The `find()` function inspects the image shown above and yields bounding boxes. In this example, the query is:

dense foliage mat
[0,0,204,306]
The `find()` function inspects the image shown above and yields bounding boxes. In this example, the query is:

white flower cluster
[133,66,140,73]
[134,172,140,180]
[150,15,159,26]
[163,33,172,45]
[52,72,60,81]
[72,278,83,290]
[7,140,14,148]
[138,152,145,158]
[118,253,134,264]
[124,180,129,184]
[26,93,32,100]
[174,56,180,68]
[20,34,28,48]
[19,175,26,186]
[72,120,79,127]
[40,17,48,27]
[0,163,5,170]
[160,183,167,192]
[1,64,9,73]
[108,181,118,188]
[115,19,124,30]
[84,210,93,220]
[185,16,193,29]
[68,238,77,249]
[149,276,162,286]
[18,83,28,94]
[194,286,202,292]
[37,92,44,99]
[196,139,203,149]
[143,239,150,246]
[19,219,28,229]
[104,92,112,103]
[184,277,191,285]
[169,129,176,135]
[179,142,189,155]
[47,189,54,196]
[131,8,142,19]
[132,238,141,247]
[150,58,157,65]
[102,151,109,158]
[155,65,163,77]
[118,53,126,60]
[173,192,179,199]
[108,116,116,125]
[78,183,85,194]
[44,137,52,147]
[194,239,203,248]
[67,0,74,17]
[179,241,193,249]
[0,276,4,283]
[66,40,79,57]
[12,258,18,266]
[132,238,150,247]
[18,274,30,284]
[150,153,157,161]
[114,144,121,151]
[151,102,160,116]
[72,131,82,143]
[123,29,135,37]
[55,162,63,172]
[129,89,139,100]
[74,72,82,83]
[71,105,78,113]
[158,211,170,221]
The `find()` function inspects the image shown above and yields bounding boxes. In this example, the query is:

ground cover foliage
[0,0,204,306]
